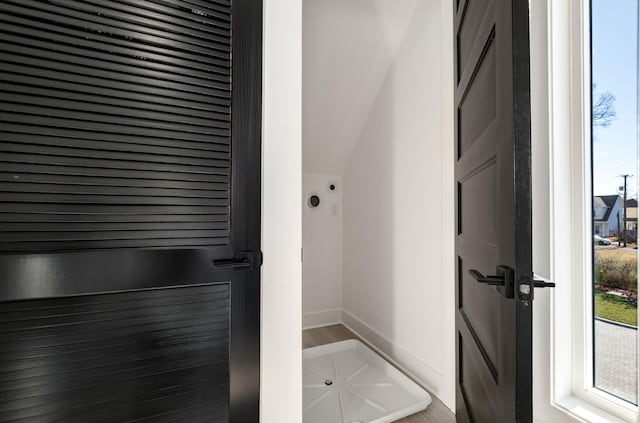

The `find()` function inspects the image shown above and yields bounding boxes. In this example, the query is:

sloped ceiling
[302,0,419,174]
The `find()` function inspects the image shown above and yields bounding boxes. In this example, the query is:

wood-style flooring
[303,324,457,423]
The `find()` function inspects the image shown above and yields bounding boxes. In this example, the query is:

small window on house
[591,0,639,405]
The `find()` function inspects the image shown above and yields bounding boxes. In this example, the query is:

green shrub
[594,252,637,294]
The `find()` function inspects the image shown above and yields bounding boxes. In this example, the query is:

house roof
[599,195,620,208]
[593,197,607,221]
[627,198,638,207]
[594,195,621,222]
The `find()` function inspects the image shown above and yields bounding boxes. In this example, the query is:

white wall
[302,173,343,328]
[261,0,302,422]
[302,0,419,174]
[341,0,456,410]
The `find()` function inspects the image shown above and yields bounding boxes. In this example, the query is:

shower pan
[303,340,431,422]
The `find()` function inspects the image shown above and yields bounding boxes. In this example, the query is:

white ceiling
[302,0,419,174]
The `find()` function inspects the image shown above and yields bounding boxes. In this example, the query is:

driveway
[595,318,638,404]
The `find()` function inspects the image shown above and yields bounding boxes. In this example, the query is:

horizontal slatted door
[0,1,263,422]
[0,284,230,423]
[0,0,232,252]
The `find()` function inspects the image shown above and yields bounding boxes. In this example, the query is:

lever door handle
[212,258,252,269]
[468,269,505,286]
[468,266,515,298]
[212,251,262,271]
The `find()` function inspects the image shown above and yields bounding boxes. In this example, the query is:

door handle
[468,265,515,298]
[468,269,505,286]
[213,258,252,270]
[213,251,262,271]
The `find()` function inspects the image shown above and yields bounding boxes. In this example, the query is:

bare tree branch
[593,85,616,128]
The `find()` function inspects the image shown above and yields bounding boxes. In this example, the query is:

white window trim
[537,0,640,422]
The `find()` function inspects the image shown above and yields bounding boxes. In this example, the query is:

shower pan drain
[303,339,431,423]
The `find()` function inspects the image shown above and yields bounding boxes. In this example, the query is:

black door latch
[468,265,515,298]
[469,267,556,301]
[213,251,262,271]
[534,279,556,288]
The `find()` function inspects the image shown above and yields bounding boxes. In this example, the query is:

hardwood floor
[303,324,456,423]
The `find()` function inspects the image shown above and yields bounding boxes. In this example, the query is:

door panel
[459,259,500,372]
[0,0,262,421]
[459,333,500,422]
[0,0,233,254]
[457,37,497,157]
[459,160,497,244]
[456,0,490,81]
[0,285,230,422]
[454,0,533,421]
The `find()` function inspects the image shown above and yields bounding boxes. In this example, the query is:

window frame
[540,0,640,421]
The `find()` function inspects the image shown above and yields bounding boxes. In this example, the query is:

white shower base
[303,339,431,423]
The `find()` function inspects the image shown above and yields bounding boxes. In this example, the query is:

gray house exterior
[593,195,624,237]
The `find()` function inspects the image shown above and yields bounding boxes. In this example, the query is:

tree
[593,85,616,128]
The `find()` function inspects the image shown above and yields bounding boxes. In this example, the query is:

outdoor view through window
[591,0,639,405]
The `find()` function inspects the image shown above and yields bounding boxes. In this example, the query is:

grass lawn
[595,292,637,326]
[595,248,638,261]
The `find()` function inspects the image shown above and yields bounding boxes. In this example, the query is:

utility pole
[617,210,621,246]
[620,174,633,247]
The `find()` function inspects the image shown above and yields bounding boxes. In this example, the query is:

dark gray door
[0,1,262,422]
[454,0,534,421]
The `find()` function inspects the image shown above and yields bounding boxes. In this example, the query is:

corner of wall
[339,0,457,412]
[339,2,421,175]
[302,173,344,329]
[439,0,457,412]
[261,1,302,422]
[341,310,446,397]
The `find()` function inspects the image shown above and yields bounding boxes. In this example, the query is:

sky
[592,0,639,198]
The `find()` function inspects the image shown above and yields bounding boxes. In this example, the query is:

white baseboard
[302,308,342,330]
[341,309,445,400]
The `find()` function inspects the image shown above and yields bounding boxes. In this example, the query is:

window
[537,0,640,421]
[590,0,639,407]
